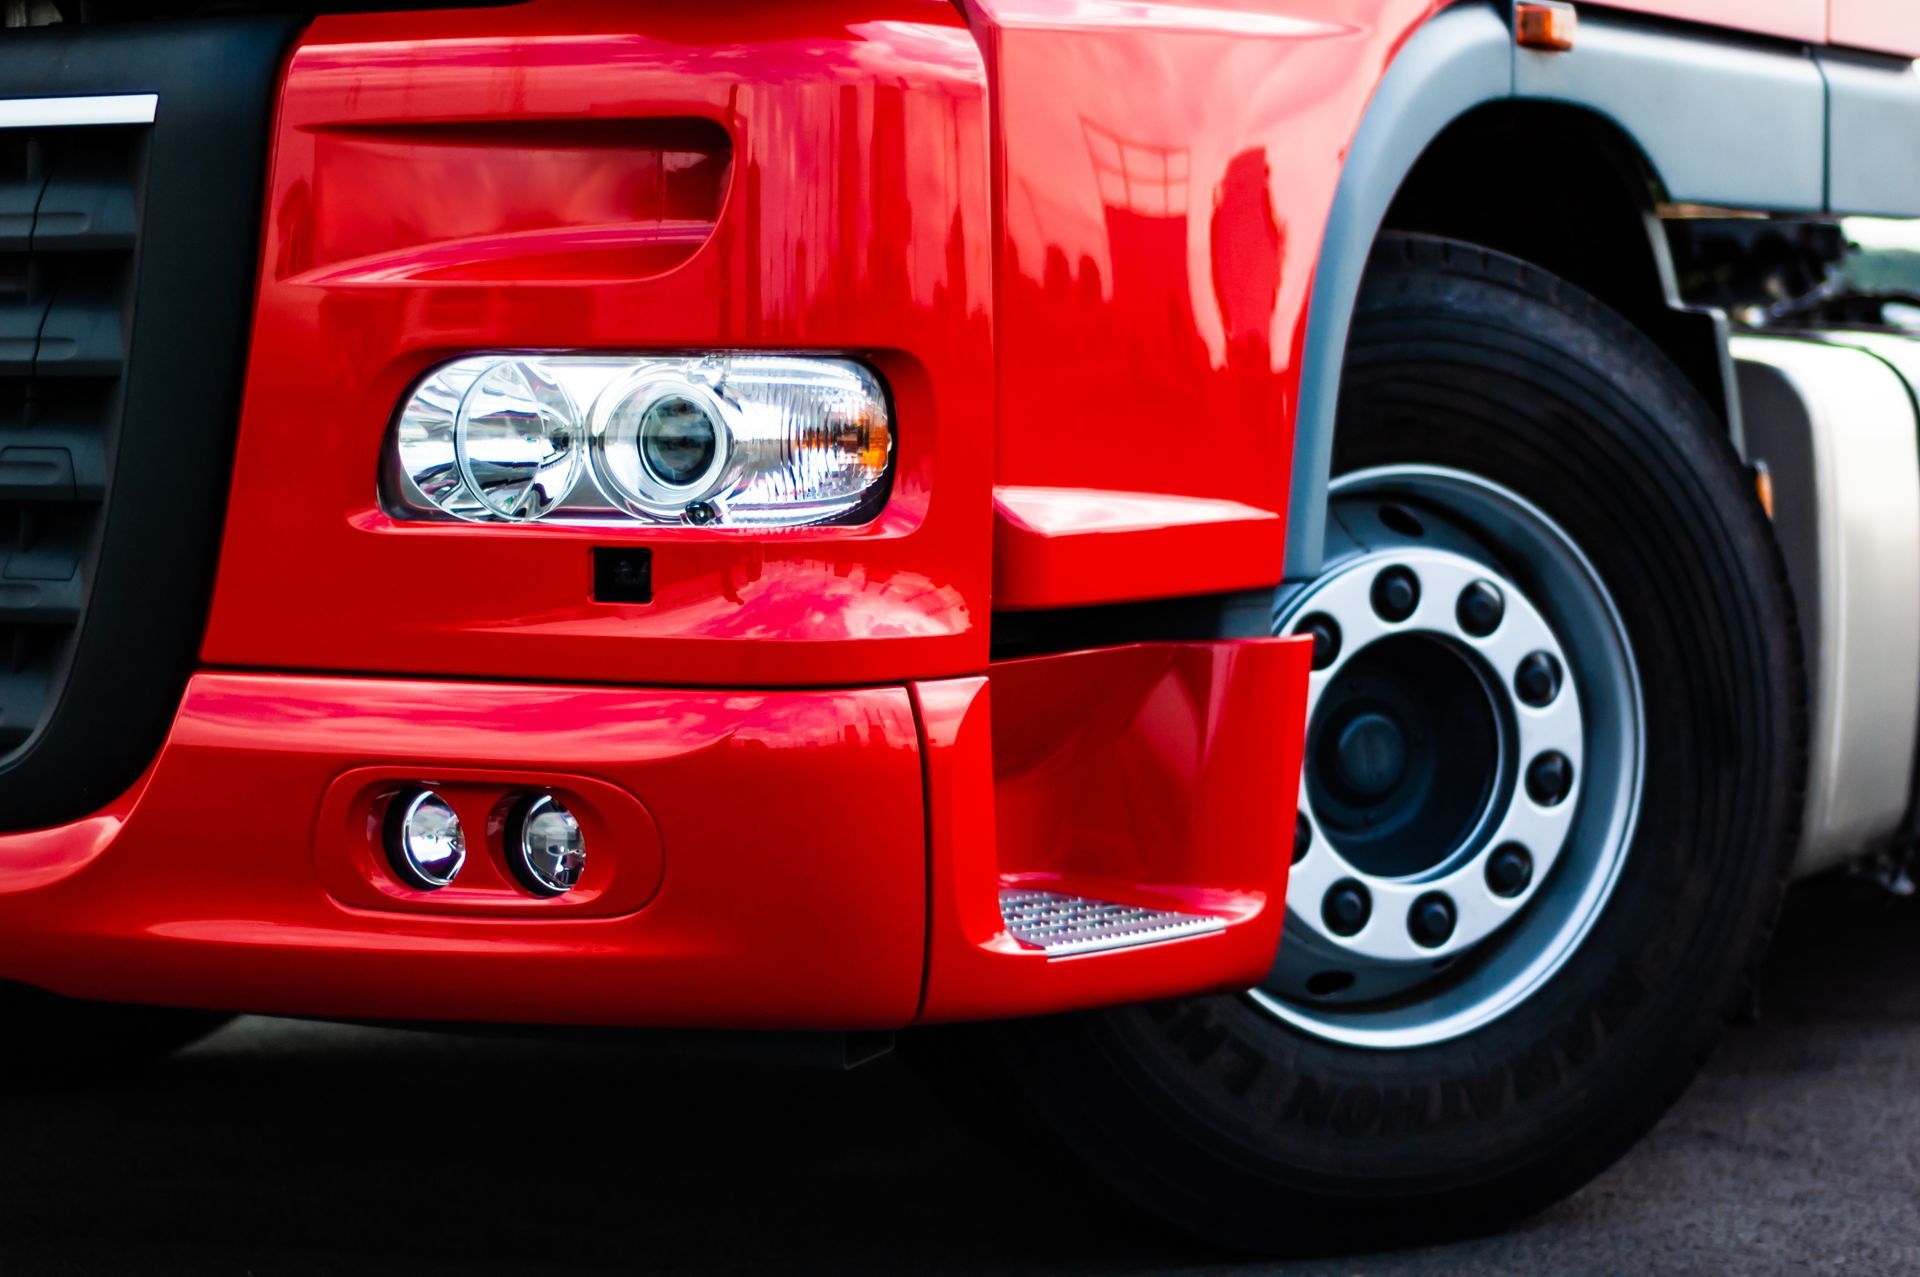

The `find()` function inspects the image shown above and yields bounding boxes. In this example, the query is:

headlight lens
[592,373,731,520]
[456,360,581,522]
[389,354,892,528]
[637,393,720,487]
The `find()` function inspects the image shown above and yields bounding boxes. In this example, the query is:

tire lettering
[1157,1001,1227,1068]
[1461,1066,1507,1121]
[1592,962,1648,1034]
[1511,1038,1561,1101]
[1223,1038,1267,1098]
[1550,1009,1601,1070]
[1377,1083,1433,1137]
[1280,1075,1337,1129]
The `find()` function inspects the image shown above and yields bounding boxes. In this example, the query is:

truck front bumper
[0,637,1308,1029]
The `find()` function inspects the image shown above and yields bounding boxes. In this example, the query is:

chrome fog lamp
[387,354,892,528]
[385,789,466,889]
[507,794,585,896]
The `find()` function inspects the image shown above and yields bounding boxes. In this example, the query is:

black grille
[0,119,142,752]
[0,17,294,829]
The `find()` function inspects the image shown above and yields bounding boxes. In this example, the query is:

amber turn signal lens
[1516,2,1577,52]
[1754,460,1775,520]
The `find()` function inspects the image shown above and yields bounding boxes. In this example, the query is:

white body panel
[1734,335,1920,876]
[1594,1,1920,58]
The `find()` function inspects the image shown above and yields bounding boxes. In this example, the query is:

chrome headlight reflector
[591,371,732,521]
[457,359,581,522]
[390,354,892,528]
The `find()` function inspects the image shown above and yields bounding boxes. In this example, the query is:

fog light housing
[508,794,585,896]
[385,790,466,889]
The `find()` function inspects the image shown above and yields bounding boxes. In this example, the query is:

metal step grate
[1000,889,1225,958]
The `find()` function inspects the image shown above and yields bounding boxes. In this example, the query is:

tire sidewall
[1012,238,1804,1246]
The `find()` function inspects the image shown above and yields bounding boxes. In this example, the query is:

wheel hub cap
[1282,546,1584,967]
[1331,712,1406,799]
[1253,467,1643,1050]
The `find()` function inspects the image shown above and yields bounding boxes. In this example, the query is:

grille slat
[0,134,46,253]
[34,172,137,251]
[0,208,36,251]
[37,289,125,377]
[0,18,292,828]
[0,297,47,374]
[0,445,76,500]
[0,117,138,760]
[0,575,80,624]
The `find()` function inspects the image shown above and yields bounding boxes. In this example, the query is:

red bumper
[0,637,1306,1029]
[0,2,1317,1026]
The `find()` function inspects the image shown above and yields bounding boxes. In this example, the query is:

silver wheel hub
[1284,547,1582,963]
[1254,467,1644,1049]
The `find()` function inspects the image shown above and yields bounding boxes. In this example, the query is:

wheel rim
[1253,465,1645,1049]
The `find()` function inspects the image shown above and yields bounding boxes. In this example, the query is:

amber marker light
[845,409,893,474]
[1754,460,1775,520]
[1516,2,1578,52]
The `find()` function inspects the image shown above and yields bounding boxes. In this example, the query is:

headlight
[456,360,581,522]
[592,372,732,521]
[388,354,893,528]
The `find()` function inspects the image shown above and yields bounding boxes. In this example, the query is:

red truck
[5,0,1919,1252]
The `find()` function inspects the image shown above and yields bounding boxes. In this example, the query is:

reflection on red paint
[992,484,1284,608]
[286,119,732,284]
[1212,147,1284,356]
[0,673,929,1028]
[917,635,1313,1022]
[0,0,1403,1030]
[205,0,994,690]
[973,0,1437,600]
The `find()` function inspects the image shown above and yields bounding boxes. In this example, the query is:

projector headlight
[389,354,892,528]
[591,372,732,521]
[456,360,581,522]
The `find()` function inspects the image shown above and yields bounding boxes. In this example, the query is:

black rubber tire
[0,984,232,1080]
[972,234,1806,1253]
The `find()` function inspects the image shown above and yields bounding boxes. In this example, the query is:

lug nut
[1486,843,1534,897]
[1526,751,1575,806]
[1408,891,1457,948]
[1293,812,1312,864]
[1516,651,1564,707]
[1322,879,1372,936]
[1374,568,1420,626]
[1456,579,1505,637]
[1371,566,1420,622]
[1298,612,1342,671]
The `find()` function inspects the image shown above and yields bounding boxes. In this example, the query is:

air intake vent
[0,17,293,829]
[0,117,141,752]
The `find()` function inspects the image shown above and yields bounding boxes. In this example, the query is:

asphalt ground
[1,874,1915,1275]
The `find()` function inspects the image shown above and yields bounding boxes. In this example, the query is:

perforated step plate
[999,889,1225,958]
